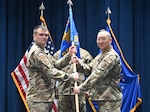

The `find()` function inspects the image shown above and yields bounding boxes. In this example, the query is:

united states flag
[11,29,57,112]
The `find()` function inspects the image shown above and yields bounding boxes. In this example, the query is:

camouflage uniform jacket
[26,43,71,102]
[54,48,93,95]
[78,46,122,101]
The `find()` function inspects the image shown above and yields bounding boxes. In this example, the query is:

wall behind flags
[0,0,149,112]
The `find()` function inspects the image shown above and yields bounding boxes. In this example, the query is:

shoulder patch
[38,53,50,65]
[100,61,108,68]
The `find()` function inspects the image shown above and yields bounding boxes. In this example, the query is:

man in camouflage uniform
[54,48,93,112]
[26,25,79,112]
[73,29,122,112]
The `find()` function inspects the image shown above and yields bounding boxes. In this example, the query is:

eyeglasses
[37,33,49,37]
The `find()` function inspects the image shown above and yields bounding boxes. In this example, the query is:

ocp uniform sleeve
[76,54,99,75]
[34,51,70,81]
[80,53,118,91]
[54,52,71,69]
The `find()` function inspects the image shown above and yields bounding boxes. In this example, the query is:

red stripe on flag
[18,63,29,87]
[13,72,26,99]
[52,102,57,112]
[23,55,27,65]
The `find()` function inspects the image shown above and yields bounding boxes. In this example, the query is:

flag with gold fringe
[106,17,142,112]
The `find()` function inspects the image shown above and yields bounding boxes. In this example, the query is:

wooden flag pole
[72,41,80,112]
[67,0,79,111]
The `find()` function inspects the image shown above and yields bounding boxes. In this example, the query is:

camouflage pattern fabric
[58,95,86,112]
[54,48,93,112]
[27,102,53,112]
[98,100,122,112]
[26,42,72,111]
[77,46,122,111]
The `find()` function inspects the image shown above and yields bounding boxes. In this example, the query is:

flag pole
[39,2,54,43]
[72,41,80,112]
[105,7,133,71]
[67,0,80,112]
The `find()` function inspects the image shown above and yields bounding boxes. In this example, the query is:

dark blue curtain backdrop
[0,0,149,112]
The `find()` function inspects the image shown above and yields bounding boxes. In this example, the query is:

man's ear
[109,37,112,43]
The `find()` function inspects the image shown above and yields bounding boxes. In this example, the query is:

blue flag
[59,5,99,112]
[60,7,80,58]
[106,19,142,112]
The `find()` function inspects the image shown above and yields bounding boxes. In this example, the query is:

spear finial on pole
[67,0,73,9]
[39,2,45,17]
[105,7,111,24]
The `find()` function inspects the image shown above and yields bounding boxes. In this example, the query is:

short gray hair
[98,29,111,38]
[33,25,48,34]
